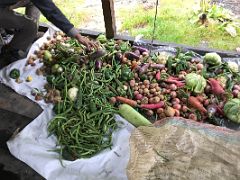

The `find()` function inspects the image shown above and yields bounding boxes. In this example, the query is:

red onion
[175,109,180,116]
[203,99,210,106]
[232,89,239,97]
[135,94,143,100]
[173,104,181,110]
[196,63,204,70]
[172,98,180,104]
[129,80,135,87]
[169,84,177,91]
[189,113,197,121]
[233,85,240,91]
[170,91,177,98]
[182,105,188,112]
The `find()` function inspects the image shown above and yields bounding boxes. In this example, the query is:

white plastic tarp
[0,25,134,180]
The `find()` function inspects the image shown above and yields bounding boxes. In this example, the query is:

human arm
[30,0,96,48]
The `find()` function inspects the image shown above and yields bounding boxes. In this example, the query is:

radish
[140,101,165,109]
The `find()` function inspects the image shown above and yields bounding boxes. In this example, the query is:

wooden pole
[101,0,116,38]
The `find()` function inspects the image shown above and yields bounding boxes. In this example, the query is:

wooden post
[101,0,116,38]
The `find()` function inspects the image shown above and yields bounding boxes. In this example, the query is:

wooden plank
[77,28,240,57]
[101,0,116,38]
[0,84,42,119]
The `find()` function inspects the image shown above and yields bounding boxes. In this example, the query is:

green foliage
[190,0,240,37]
[120,0,240,50]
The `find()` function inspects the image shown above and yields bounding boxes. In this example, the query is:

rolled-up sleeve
[31,0,78,37]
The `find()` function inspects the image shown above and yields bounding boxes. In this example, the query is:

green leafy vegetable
[185,73,206,93]
[204,52,222,66]
[224,98,240,123]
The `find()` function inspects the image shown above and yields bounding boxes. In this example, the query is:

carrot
[116,96,138,107]
[188,96,207,114]
[119,104,152,127]
[140,101,165,109]
[208,78,224,95]
[156,71,161,80]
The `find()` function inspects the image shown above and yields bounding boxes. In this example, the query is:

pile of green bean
[46,44,122,160]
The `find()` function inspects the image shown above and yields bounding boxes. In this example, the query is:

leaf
[225,24,237,37]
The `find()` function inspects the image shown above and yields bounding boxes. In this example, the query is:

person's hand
[75,34,97,50]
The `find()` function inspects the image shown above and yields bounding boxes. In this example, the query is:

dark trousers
[0,8,38,51]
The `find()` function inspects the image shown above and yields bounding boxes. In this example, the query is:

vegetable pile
[25,31,240,160]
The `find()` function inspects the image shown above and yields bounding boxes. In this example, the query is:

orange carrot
[188,96,207,114]
[116,96,138,107]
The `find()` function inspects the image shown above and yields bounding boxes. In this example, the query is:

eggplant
[89,49,106,60]
[134,49,141,56]
[115,52,123,61]
[132,46,149,54]
[95,59,102,70]
[150,63,165,69]
[139,63,150,74]
[125,52,139,60]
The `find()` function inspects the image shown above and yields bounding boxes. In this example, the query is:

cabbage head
[224,98,240,123]
[204,52,222,66]
[185,73,206,94]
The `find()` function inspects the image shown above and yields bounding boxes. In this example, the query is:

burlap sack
[127,117,240,180]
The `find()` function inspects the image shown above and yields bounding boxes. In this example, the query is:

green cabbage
[227,62,239,73]
[204,52,222,66]
[216,75,227,88]
[224,98,240,123]
[185,73,206,93]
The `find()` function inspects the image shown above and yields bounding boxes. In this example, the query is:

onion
[203,99,209,106]
[159,95,164,100]
[189,113,197,121]
[146,110,154,116]
[207,105,217,117]
[173,104,181,110]
[150,88,156,94]
[157,108,164,114]
[182,105,188,112]
[143,88,149,94]
[165,89,171,94]
[134,91,139,96]
[153,96,160,103]
[143,80,150,85]
[170,91,177,98]
[110,97,116,105]
[175,109,180,116]
[145,84,150,89]
[172,98,180,104]
[233,85,240,91]
[141,85,146,89]
[129,80,135,87]
[196,63,204,70]
[205,85,211,93]
[169,84,177,91]
[135,93,143,100]
[232,89,239,97]
[133,86,139,91]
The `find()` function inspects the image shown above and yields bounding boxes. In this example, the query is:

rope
[150,0,159,51]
